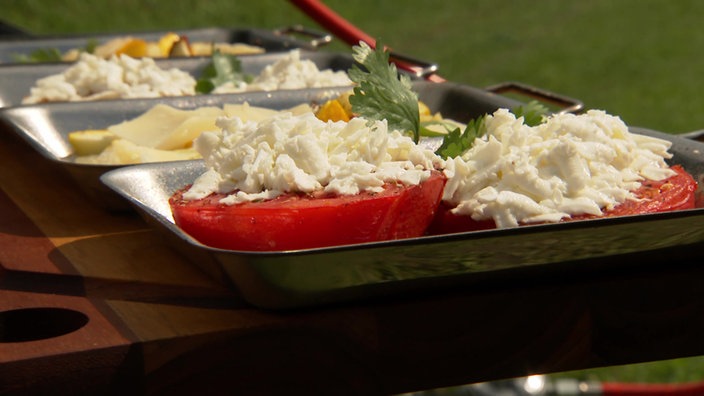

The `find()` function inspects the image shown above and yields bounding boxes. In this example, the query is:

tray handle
[273,25,333,49]
[386,51,440,79]
[678,130,704,142]
[484,81,584,114]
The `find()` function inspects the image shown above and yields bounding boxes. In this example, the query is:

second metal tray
[0,80,522,210]
[0,49,356,108]
[0,26,330,64]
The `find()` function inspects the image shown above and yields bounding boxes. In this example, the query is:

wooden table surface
[2,121,704,396]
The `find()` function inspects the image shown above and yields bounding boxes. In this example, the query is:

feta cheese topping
[442,109,676,228]
[212,49,353,94]
[22,50,351,104]
[183,112,441,204]
[22,53,196,104]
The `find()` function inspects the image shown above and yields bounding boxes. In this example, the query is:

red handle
[602,381,704,396]
[288,0,376,47]
[288,0,445,82]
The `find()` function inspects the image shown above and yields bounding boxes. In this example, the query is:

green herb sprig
[195,51,251,94]
[11,39,97,63]
[434,117,487,160]
[11,48,63,63]
[434,100,550,159]
[512,101,550,127]
[348,42,421,143]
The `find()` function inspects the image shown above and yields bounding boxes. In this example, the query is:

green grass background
[4,0,704,388]
[6,0,704,134]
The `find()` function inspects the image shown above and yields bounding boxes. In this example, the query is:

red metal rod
[288,0,376,47]
[601,381,704,395]
[288,0,446,82]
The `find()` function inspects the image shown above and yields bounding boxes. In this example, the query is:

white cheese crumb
[443,109,676,228]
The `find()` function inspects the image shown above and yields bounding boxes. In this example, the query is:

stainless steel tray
[680,129,704,142]
[0,81,521,210]
[0,26,329,64]
[100,126,704,309]
[0,49,356,108]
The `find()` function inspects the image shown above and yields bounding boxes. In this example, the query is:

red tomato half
[428,165,697,235]
[170,171,446,251]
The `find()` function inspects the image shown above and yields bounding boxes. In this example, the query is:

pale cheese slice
[223,103,281,122]
[68,129,117,156]
[223,102,314,120]
[75,102,315,165]
[75,139,200,165]
[107,104,225,150]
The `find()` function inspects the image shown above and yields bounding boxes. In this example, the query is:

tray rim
[101,158,704,257]
[0,48,359,108]
[0,26,324,62]
[0,80,518,164]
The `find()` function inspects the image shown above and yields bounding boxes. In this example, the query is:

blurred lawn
[4,0,704,387]
[5,0,704,134]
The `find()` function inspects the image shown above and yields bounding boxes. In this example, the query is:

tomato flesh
[170,171,446,251]
[428,165,698,235]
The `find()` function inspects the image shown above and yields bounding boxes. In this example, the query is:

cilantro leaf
[434,100,549,159]
[84,39,98,54]
[434,116,486,159]
[348,42,421,142]
[11,39,98,64]
[195,51,251,94]
[512,100,549,126]
[11,47,63,63]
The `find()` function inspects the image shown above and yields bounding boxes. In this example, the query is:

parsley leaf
[434,100,549,159]
[12,39,98,64]
[11,48,63,63]
[348,42,421,143]
[512,100,550,126]
[84,39,98,54]
[434,117,487,159]
[195,51,251,94]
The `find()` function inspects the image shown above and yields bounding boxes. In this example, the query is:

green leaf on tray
[512,100,550,127]
[434,117,487,160]
[11,39,99,64]
[195,50,251,94]
[12,47,63,63]
[348,41,421,143]
[434,100,550,159]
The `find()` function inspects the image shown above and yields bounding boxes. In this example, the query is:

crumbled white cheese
[22,50,350,104]
[183,112,441,204]
[442,109,676,228]
[22,53,196,104]
[212,49,352,94]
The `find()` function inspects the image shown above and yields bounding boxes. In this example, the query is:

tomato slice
[428,165,698,235]
[570,165,697,220]
[170,171,446,251]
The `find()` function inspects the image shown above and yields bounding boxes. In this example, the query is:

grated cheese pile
[442,109,677,228]
[183,111,441,204]
[22,53,196,104]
